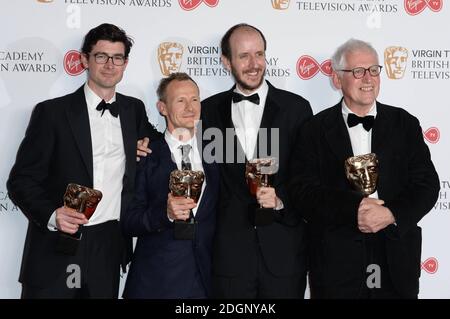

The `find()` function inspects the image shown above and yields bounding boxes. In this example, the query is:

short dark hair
[81,23,134,58]
[220,23,267,60]
[157,72,198,103]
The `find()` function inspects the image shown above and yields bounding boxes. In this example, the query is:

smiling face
[332,49,380,115]
[157,79,200,136]
[222,27,266,95]
[81,40,128,98]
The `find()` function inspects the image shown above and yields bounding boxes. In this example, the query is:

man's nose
[362,169,371,181]
[185,101,194,111]
[248,55,257,68]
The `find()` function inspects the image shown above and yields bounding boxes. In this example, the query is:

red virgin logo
[178,0,219,11]
[423,127,440,144]
[63,50,85,76]
[421,257,438,274]
[404,0,442,16]
[296,55,332,80]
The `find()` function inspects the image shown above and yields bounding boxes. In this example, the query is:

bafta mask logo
[421,257,438,274]
[63,50,85,76]
[345,153,379,196]
[158,42,184,76]
[384,46,408,79]
[178,0,219,11]
[404,0,443,16]
[296,55,332,80]
[271,0,290,10]
[423,127,440,144]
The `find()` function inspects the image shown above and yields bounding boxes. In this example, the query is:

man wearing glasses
[7,23,159,298]
[289,39,439,298]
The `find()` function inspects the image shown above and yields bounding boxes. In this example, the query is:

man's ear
[331,71,342,90]
[81,53,89,69]
[156,100,167,116]
[221,55,231,71]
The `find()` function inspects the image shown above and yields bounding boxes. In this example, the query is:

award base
[174,220,196,240]
[249,205,274,226]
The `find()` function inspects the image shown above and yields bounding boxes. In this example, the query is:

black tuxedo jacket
[289,101,439,298]
[122,138,219,298]
[201,81,313,278]
[7,85,160,288]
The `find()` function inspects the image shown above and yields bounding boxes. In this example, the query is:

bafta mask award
[245,157,279,226]
[169,170,204,240]
[56,184,102,255]
[345,153,379,196]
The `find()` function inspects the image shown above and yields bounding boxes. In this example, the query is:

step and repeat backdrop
[0,0,448,298]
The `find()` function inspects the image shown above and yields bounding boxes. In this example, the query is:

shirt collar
[84,82,116,112]
[341,100,377,117]
[233,80,269,103]
[164,129,196,150]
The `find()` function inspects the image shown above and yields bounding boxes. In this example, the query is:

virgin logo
[296,55,332,80]
[178,0,219,11]
[64,50,85,76]
[421,257,438,274]
[423,127,440,144]
[404,0,442,16]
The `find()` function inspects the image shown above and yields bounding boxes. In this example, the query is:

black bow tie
[347,113,375,131]
[96,100,119,117]
[232,92,260,105]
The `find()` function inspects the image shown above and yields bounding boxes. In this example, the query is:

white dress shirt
[231,81,268,160]
[231,81,283,210]
[48,83,125,229]
[165,130,206,217]
[342,101,379,199]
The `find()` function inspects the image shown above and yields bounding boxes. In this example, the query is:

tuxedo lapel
[117,94,137,181]
[217,87,249,198]
[323,103,354,163]
[66,86,94,183]
[371,102,391,158]
[255,82,280,158]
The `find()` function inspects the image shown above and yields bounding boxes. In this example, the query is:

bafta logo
[384,46,408,79]
[271,0,290,10]
[158,42,184,76]
[345,153,379,196]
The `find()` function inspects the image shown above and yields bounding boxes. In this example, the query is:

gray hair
[331,39,379,73]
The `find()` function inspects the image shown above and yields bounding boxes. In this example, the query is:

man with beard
[200,23,313,298]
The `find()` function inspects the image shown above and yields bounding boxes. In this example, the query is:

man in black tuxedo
[7,23,159,298]
[201,23,313,298]
[289,39,440,298]
[122,73,219,299]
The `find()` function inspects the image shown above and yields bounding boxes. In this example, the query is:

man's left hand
[137,137,151,161]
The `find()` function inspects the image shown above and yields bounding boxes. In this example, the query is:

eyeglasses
[339,65,382,79]
[91,53,126,66]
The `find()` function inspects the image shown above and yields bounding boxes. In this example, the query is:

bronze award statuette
[56,184,102,255]
[245,157,279,226]
[345,153,379,196]
[169,170,204,240]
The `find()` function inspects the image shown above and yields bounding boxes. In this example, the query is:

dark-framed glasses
[91,53,126,66]
[340,65,382,79]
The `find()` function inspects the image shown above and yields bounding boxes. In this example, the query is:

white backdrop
[0,0,448,298]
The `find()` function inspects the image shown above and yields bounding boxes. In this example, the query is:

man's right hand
[137,137,151,161]
[167,193,197,221]
[55,206,88,234]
